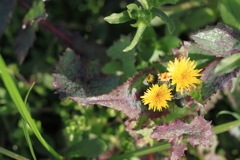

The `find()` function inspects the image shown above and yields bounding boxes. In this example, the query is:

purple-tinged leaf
[53,49,120,99]
[23,0,47,24]
[14,24,36,64]
[0,0,15,37]
[173,41,216,70]
[72,68,169,119]
[170,137,187,160]
[125,119,154,147]
[151,116,214,160]
[190,24,238,57]
[201,60,240,101]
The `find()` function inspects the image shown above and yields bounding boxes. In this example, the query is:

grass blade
[0,147,29,160]
[0,55,63,159]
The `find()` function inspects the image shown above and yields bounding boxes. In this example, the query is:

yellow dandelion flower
[158,72,171,81]
[140,84,173,111]
[167,57,203,94]
[145,74,155,83]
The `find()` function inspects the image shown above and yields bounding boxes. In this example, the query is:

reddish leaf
[14,24,36,64]
[201,60,240,101]
[71,68,162,119]
[151,116,214,160]
[190,24,240,57]
[0,0,15,36]
[170,137,187,160]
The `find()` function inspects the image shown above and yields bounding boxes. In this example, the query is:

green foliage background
[0,0,240,159]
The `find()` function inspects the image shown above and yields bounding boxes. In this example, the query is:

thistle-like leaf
[53,49,165,119]
[151,116,214,159]
[71,68,168,119]
[201,60,240,101]
[190,24,240,57]
[53,49,120,99]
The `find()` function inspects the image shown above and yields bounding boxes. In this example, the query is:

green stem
[123,22,146,52]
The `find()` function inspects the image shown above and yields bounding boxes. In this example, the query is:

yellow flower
[140,84,173,111]
[167,57,203,94]
[145,74,155,83]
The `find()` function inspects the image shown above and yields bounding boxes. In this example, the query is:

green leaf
[214,53,240,75]
[101,61,122,75]
[65,139,107,158]
[217,110,240,120]
[182,8,216,30]
[14,24,37,64]
[190,24,235,57]
[0,0,15,37]
[219,0,240,30]
[150,0,177,6]
[104,11,131,24]
[23,0,47,24]
[107,36,136,77]
[139,27,156,61]
[151,7,175,34]
[127,3,140,19]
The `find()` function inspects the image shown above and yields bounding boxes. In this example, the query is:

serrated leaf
[52,49,120,99]
[219,0,240,30]
[173,41,216,69]
[65,139,107,158]
[214,52,240,75]
[190,24,237,57]
[104,11,131,24]
[151,116,214,160]
[23,0,47,24]
[201,60,240,101]
[71,68,169,119]
[0,0,15,37]
[14,24,36,64]
[107,36,136,77]
[170,137,187,160]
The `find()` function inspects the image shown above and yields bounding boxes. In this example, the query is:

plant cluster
[0,0,240,160]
